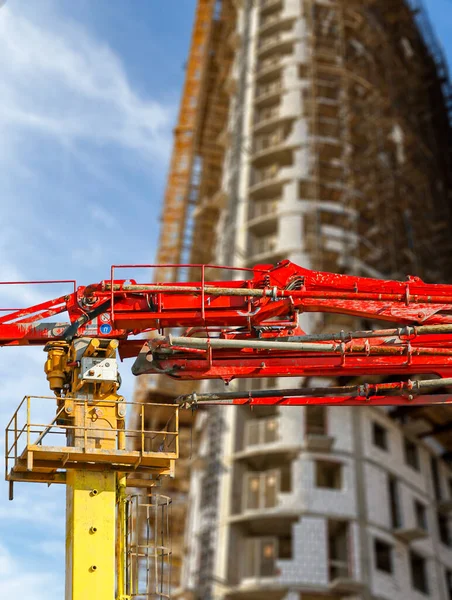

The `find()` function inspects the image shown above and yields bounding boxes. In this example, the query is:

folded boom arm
[2,260,452,407]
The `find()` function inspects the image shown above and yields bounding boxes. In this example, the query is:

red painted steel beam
[133,352,452,380]
[1,260,452,408]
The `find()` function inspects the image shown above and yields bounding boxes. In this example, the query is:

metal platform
[5,395,179,488]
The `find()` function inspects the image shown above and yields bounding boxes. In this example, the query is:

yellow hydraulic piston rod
[117,475,128,599]
[45,339,128,600]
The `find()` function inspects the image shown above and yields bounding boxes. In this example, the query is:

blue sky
[0,0,450,597]
[0,0,195,596]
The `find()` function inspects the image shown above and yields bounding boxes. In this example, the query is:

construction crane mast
[3,260,452,598]
[132,5,238,581]
[154,0,218,283]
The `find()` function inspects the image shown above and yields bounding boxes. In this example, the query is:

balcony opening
[244,470,278,511]
[316,460,342,490]
[243,533,293,580]
[247,201,279,236]
[245,415,279,448]
[255,102,280,126]
[328,520,350,581]
[259,10,293,35]
[305,406,334,451]
[256,54,283,81]
[260,0,283,14]
[388,475,402,529]
[306,406,327,436]
[394,492,428,542]
[255,77,282,102]
[438,513,451,547]
[374,538,393,574]
[248,230,279,258]
[251,150,293,186]
[243,538,276,579]
[404,437,420,471]
[252,125,294,167]
[414,500,428,532]
[258,28,294,57]
[372,422,388,451]
[410,550,429,595]
[243,464,291,512]
[263,473,277,508]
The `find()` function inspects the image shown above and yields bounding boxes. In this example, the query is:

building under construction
[135,0,452,598]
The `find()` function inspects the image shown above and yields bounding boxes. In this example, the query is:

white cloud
[0,3,177,595]
[89,204,118,229]
[0,490,64,530]
[0,4,174,164]
[0,1,172,282]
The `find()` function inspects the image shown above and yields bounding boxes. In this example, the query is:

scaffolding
[187,0,238,276]
[154,0,217,284]
[171,0,452,288]
[301,0,452,284]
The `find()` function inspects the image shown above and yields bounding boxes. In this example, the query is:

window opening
[388,475,402,529]
[245,416,279,447]
[278,536,292,560]
[410,550,428,594]
[316,460,342,489]
[373,422,388,450]
[438,513,451,547]
[244,538,277,578]
[404,438,420,471]
[431,457,442,501]
[244,469,280,511]
[446,569,452,600]
[374,538,393,574]
[414,500,427,531]
[306,406,327,436]
[328,520,350,581]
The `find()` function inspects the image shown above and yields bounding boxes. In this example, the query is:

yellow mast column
[66,470,116,600]
[46,338,124,600]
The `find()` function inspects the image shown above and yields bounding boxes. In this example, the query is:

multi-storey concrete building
[136,1,452,599]
[183,403,452,600]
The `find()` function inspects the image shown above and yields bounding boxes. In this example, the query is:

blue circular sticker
[100,323,112,335]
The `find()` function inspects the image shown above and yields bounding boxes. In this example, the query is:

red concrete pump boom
[2,260,452,408]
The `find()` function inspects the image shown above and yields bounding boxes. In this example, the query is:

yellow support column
[65,470,116,600]
[26,338,178,598]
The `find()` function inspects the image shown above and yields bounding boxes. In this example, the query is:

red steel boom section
[2,260,452,408]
